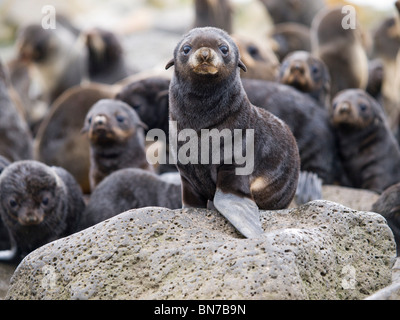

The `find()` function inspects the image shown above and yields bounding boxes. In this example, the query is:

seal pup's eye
[88,117,92,124]
[116,115,126,123]
[9,199,17,208]
[311,65,319,75]
[359,103,368,112]
[42,197,49,206]
[219,45,229,55]
[182,45,192,55]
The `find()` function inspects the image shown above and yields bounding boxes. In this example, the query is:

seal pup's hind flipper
[295,171,323,205]
[213,188,264,238]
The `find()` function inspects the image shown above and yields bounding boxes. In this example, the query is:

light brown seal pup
[165,27,300,238]
[0,160,85,262]
[330,89,400,193]
[311,7,369,98]
[278,50,331,109]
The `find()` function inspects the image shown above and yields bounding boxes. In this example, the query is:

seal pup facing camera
[330,89,400,193]
[78,168,182,230]
[82,99,153,191]
[0,160,85,262]
[165,27,300,238]
[278,50,331,109]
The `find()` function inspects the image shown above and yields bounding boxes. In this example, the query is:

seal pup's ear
[238,59,247,72]
[165,58,174,70]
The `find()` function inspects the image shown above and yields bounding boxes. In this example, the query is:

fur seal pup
[82,99,153,191]
[232,34,280,81]
[0,156,11,251]
[0,60,33,162]
[85,27,133,84]
[35,83,117,194]
[269,22,311,62]
[165,27,300,238]
[16,20,88,104]
[242,78,341,188]
[193,0,233,34]
[311,7,369,98]
[260,0,325,27]
[330,89,400,193]
[371,183,400,256]
[278,50,331,109]
[0,160,85,262]
[78,168,182,230]
[366,58,384,103]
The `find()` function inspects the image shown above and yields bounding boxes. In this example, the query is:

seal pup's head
[330,89,385,129]
[0,160,67,227]
[278,50,330,106]
[166,27,246,83]
[82,99,146,146]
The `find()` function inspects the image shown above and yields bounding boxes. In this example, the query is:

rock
[5,200,396,300]
[365,258,400,300]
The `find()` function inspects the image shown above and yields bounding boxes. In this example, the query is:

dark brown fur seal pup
[82,99,153,191]
[330,89,400,193]
[0,60,33,162]
[0,160,85,262]
[242,78,341,187]
[260,0,325,27]
[193,0,233,34]
[269,22,311,62]
[278,50,331,109]
[165,27,300,238]
[232,34,280,81]
[371,182,400,256]
[35,83,117,194]
[16,21,88,104]
[311,7,369,98]
[0,156,11,251]
[84,27,133,84]
[78,168,181,230]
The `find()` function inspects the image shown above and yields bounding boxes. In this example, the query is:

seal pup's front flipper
[0,239,18,262]
[213,188,263,238]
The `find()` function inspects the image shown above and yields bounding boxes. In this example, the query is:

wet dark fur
[78,168,182,230]
[167,27,300,210]
[0,156,11,251]
[242,78,341,185]
[0,61,33,162]
[82,99,152,191]
[0,160,85,262]
[278,50,331,108]
[372,182,400,256]
[331,89,400,193]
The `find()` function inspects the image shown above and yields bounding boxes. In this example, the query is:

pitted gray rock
[5,200,396,300]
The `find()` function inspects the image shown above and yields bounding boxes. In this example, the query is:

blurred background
[0,0,397,72]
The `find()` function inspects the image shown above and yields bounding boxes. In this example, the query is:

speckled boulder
[5,200,396,300]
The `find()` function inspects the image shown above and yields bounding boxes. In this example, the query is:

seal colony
[166,27,300,238]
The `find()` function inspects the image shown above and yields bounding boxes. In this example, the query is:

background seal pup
[78,168,182,230]
[278,50,331,109]
[330,89,400,193]
[82,99,153,191]
[311,7,369,98]
[371,182,400,256]
[0,160,85,262]
[0,60,33,162]
[165,27,300,238]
